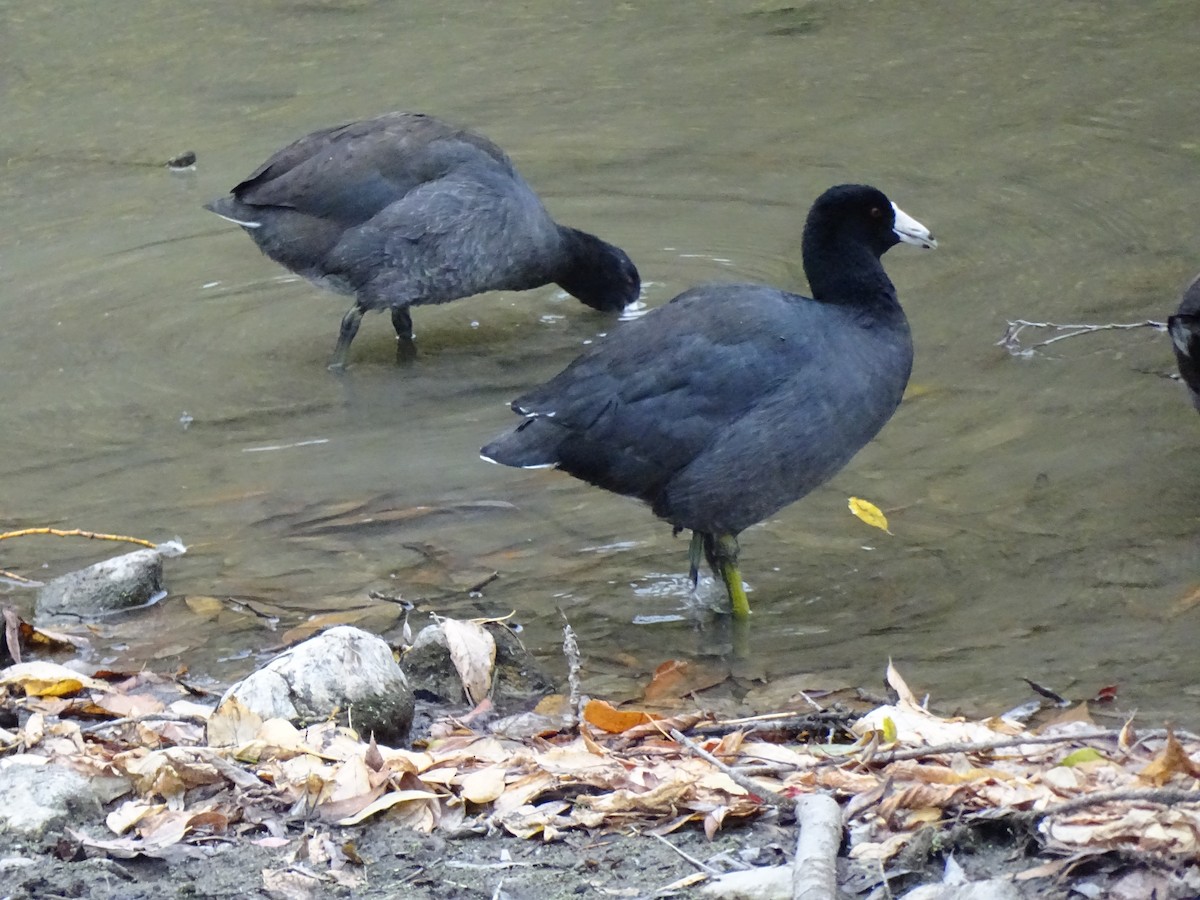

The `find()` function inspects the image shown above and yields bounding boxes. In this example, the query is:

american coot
[205,112,641,369]
[481,184,935,617]
[1169,274,1200,412]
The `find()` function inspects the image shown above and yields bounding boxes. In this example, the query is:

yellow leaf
[1058,747,1106,767]
[881,716,898,743]
[0,661,106,697]
[848,497,892,534]
[183,596,225,618]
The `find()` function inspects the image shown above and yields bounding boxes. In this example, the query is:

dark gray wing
[229,113,518,226]
[509,284,828,502]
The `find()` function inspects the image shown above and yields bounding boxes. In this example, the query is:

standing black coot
[205,112,641,369]
[481,184,935,617]
[1169,274,1200,412]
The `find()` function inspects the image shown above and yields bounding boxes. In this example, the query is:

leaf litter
[3,611,1200,896]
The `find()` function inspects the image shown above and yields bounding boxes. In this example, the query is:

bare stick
[997,319,1166,356]
[670,728,797,814]
[0,527,158,548]
[81,713,211,735]
[0,569,39,584]
[792,793,841,900]
[811,729,1126,767]
[1026,786,1200,822]
[561,615,583,731]
[645,831,720,876]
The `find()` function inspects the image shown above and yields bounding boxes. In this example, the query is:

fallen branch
[81,713,211,735]
[824,729,1124,766]
[1029,787,1200,822]
[0,527,158,549]
[792,793,841,900]
[997,319,1166,356]
[670,728,796,815]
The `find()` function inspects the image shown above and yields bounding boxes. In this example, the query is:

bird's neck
[804,241,898,312]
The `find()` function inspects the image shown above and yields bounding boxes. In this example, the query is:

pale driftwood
[670,728,797,815]
[562,617,584,731]
[792,793,841,900]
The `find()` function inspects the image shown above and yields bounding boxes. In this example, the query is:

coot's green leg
[710,532,750,618]
[688,531,705,588]
[392,306,417,363]
[330,305,365,370]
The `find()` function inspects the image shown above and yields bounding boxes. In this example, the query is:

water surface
[2,0,1198,720]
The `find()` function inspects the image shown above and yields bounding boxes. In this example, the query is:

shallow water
[2,0,1198,720]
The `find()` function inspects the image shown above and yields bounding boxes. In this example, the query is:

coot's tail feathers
[204,196,263,228]
[480,418,562,469]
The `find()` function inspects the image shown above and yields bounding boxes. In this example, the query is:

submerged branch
[0,527,158,549]
[997,318,1166,357]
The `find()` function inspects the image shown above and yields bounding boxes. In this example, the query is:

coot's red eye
[870,207,883,219]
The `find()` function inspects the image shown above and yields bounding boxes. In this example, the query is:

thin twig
[0,569,39,584]
[997,319,1166,356]
[670,728,797,814]
[1027,787,1200,822]
[645,831,720,876]
[813,729,1127,767]
[81,713,210,735]
[0,527,157,549]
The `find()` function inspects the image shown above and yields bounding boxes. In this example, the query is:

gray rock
[0,762,102,837]
[34,541,186,624]
[211,626,413,746]
[900,878,1022,900]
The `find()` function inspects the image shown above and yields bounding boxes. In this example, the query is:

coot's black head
[802,184,935,303]
[556,230,642,312]
[806,184,936,257]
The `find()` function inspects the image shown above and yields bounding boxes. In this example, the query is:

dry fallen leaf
[643,659,729,702]
[0,661,107,696]
[583,699,659,734]
[1140,728,1200,787]
[205,696,265,748]
[460,765,507,804]
[438,617,496,705]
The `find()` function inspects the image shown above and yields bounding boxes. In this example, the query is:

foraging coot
[481,184,935,617]
[1169,274,1200,412]
[205,112,641,369]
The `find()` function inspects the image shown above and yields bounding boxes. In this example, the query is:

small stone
[0,762,101,838]
[210,626,413,746]
[34,542,185,624]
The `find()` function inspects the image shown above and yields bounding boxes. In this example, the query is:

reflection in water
[0,1,1198,720]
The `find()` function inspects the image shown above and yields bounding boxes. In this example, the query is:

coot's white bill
[892,203,937,249]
